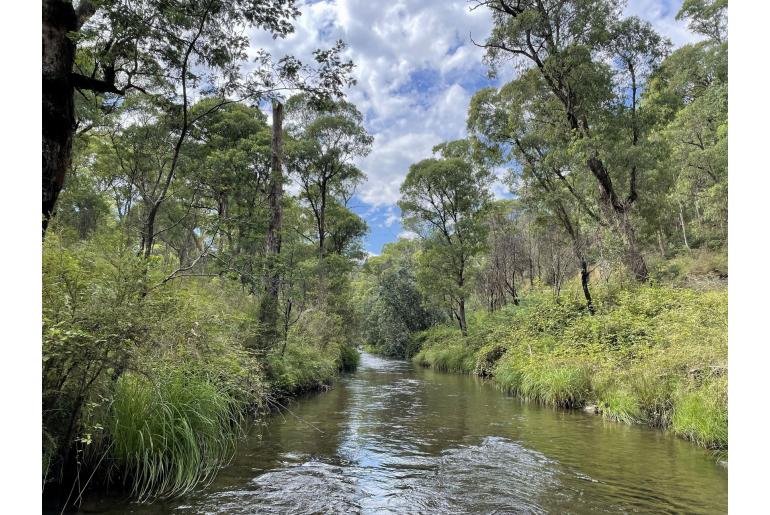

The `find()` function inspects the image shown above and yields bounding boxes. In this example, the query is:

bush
[339,344,361,372]
[42,227,353,500]
[267,342,339,396]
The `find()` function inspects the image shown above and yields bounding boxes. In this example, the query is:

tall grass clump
[109,367,244,501]
[267,342,339,396]
[672,377,728,449]
[511,361,593,408]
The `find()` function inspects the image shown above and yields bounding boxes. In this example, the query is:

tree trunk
[509,272,519,306]
[657,227,666,257]
[458,297,468,337]
[42,0,78,236]
[678,199,691,251]
[580,258,594,315]
[617,212,649,281]
[587,156,648,281]
[258,101,284,347]
[142,204,159,258]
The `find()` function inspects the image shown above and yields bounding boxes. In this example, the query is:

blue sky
[250,0,699,255]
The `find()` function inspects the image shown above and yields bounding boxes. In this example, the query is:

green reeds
[109,369,243,501]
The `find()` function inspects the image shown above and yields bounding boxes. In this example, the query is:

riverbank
[42,233,360,506]
[412,281,727,452]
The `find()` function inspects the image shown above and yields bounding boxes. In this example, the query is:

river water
[80,352,727,514]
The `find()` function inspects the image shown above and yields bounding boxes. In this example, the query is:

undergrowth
[413,280,727,450]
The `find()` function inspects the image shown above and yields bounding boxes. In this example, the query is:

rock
[583,405,599,414]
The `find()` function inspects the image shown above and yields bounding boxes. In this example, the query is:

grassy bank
[413,280,727,451]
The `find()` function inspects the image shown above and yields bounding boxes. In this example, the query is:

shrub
[267,342,338,396]
[339,344,361,372]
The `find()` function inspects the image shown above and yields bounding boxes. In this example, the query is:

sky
[249,0,699,255]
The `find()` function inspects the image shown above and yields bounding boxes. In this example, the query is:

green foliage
[672,376,728,449]
[267,343,339,396]
[413,280,727,450]
[42,219,357,499]
[414,339,478,374]
[110,367,244,501]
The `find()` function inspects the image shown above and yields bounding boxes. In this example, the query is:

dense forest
[42,0,727,508]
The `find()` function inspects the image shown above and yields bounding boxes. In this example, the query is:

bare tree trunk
[258,101,284,347]
[587,156,649,281]
[678,199,691,251]
[657,227,666,257]
[580,258,594,314]
[694,199,703,229]
[142,204,160,258]
[42,0,78,236]
[617,212,649,281]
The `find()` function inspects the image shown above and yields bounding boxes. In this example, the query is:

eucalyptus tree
[43,0,355,235]
[468,74,601,311]
[472,0,670,281]
[184,100,273,285]
[642,2,728,249]
[398,143,492,336]
[676,0,728,42]
[284,94,373,258]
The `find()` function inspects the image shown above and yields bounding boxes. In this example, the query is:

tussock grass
[267,343,340,396]
[110,368,243,501]
[598,388,643,425]
[672,377,728,449]
[414,343,478,374]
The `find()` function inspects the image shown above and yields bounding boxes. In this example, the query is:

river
[79,352,727,514]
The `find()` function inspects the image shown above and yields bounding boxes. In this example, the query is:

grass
[414,341,478,373]
[109,368,243,501]
[672,377,728,449]
[413,280,728,451]
[267,343,340,396]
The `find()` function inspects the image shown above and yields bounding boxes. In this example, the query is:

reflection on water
[79,353,727,514]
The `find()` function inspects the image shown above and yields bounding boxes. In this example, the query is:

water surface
[80,353,727,514]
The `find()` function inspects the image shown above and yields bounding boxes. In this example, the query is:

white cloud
[623,0,704,47]
[383,206,399,227]
[248,0,701,210]
[247,0,493,207]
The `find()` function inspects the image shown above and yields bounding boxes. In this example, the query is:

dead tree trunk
[258,101,284,347]
[678,199,691,251]
[457,297,468,337]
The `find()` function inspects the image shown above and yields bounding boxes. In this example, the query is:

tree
[42,0,355,235]
[285,94,372,258]
[473,0,669,281]
[642,4,728,250]
[479,200,526,311]
[676,0,728,43]
[399,144,492,336]
[258,101,285,344]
